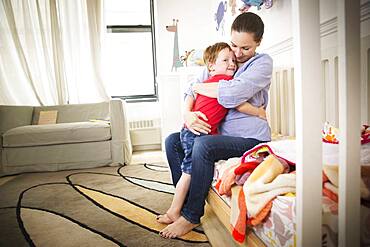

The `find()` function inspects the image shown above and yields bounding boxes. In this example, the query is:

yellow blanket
[244,154,296,217]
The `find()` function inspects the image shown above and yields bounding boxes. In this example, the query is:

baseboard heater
[129,119,161,151]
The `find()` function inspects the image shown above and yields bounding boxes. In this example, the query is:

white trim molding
[263,2,369,56]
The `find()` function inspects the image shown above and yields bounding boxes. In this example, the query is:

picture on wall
[213,0,274,38]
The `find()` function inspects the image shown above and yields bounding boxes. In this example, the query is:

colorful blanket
[214,122,370,243]
[216,140,297,243]
[229,154,295,242]
[321,122,370,202]
[323,165,370,203]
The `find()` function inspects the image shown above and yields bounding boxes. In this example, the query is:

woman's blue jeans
[165,132,262,224]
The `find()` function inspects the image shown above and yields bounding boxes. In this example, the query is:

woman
[160,12,272,238]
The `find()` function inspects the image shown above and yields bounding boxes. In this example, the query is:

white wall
[128,0,370,125]
[128,0,223,120]
[154,0,233,74]
[256,0,369,66]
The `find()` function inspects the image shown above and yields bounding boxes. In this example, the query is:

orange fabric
[231,188,247,243]
[323,186,338,203]
[217,163,239,196]
[214,179,221,191]
[247,200,273,226]
[322,171,329,183]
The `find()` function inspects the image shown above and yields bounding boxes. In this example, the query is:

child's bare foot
[159,216,199,239]
[156,213,174,224]
[156,210,180,224]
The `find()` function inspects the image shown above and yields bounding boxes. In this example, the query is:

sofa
[0,99,132,175]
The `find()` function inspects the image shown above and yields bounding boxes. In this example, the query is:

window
[103,0,157,102]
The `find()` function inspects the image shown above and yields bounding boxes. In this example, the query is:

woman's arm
[192,83,218,98]
[236,102,267,120]
[218,54,273,108]
[193,82,267,119]
[183,95,211,135]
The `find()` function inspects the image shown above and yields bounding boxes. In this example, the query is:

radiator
[129,119,161,151]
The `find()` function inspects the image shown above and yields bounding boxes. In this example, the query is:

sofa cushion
[3,122,111,147]
[32,102,109,124]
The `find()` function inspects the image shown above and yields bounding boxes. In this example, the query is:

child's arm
[183,95,211,135]
[236,102,267,120]
[183,94,195,115]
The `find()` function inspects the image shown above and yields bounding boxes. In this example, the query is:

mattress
[252,195,345,247]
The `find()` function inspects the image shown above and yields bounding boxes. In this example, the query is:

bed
[206,187,370,247]
[201,1,369,244]
[204,134,370,247]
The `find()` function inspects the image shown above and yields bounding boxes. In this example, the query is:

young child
[157,42,266,225]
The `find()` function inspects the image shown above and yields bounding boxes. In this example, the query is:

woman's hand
[257,106,267,120]
[184,111,211,135]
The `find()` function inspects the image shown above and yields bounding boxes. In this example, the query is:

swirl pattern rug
[0,164,210,247]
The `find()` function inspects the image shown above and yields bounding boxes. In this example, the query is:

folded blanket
[244,155,296,217]
[214,158,241,196]
[323,182,338,202]
[224,132,370,243]
[322,165,370,201]
[230,185,273,243]
[230,153,296,243]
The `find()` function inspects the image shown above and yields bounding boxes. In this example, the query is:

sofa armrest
[109,99,132,165]
[0,105,34,135]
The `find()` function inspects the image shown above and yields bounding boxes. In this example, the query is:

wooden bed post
[337,0,361,246]
[292,0,323,246]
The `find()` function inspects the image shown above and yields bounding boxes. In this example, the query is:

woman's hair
[231,12,264,42]
[203,42,231,71]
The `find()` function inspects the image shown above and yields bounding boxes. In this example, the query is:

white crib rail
[265,0,367,245]
[287,0,362,246]
[268,67,295,137]
[337,0,361,245]
[268,42,369,139]
[292,1,323,245]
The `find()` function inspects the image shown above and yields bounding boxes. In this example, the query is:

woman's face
[230,31,260,64]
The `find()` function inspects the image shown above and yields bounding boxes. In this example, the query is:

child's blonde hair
[203,42,232,72]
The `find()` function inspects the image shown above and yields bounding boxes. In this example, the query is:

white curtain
[0,0,109,106]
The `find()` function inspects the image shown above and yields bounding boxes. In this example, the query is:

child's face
[230,31,260,64]
[209,48,237,76]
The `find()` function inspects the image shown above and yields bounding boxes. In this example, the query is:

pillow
[38,110,58,125]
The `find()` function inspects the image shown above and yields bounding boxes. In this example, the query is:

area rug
[0,163,210,247]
